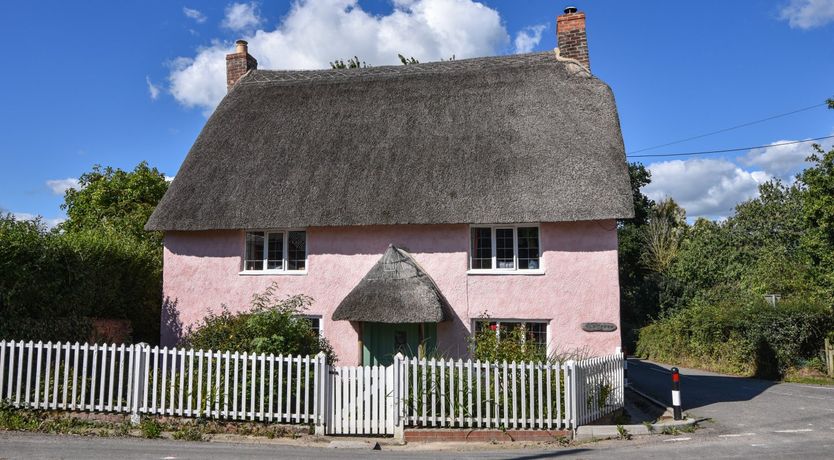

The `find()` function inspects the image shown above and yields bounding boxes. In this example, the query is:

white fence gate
[326,363,398,435]
[0,339,623,436]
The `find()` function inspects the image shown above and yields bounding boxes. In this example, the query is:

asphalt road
[2,361,833,459]
[628,359,834,456]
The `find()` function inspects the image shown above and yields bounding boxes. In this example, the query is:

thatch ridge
[331,245,451,323]
[146,51,633,231]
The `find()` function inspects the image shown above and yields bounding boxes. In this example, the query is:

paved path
[628,358,834,455]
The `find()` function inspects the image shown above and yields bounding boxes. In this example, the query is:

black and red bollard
[671,367,682,420]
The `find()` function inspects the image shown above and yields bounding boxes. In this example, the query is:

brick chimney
[556,6,590,71]
[226,40,258,91]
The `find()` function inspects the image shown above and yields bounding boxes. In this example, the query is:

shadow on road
[502,450,592,459]
[628,359,776,412]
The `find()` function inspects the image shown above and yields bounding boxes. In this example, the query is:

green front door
[362,322,436,366]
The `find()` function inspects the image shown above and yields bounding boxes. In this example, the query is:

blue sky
[1,0,833,225]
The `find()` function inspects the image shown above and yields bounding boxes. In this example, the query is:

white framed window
[469,225,541,273]
[473,319,549,348]
[242,230,307,274]
[300,315,323,337]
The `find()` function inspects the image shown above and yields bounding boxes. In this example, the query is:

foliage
[640,199,686,274]
[398,54,419,65]
[172,424,205,441]
[636,294,833,377]
[618,163,661,350]
[60,162,168,247]
[182,283,335,362]
[629,118,834,378]
[798,143,834,298]
[330,56,368,69]
[139,418,162,439]
[0,215,162,342]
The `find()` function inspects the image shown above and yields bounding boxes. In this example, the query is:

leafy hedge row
[636,293,833,377]
[0,216,162,343]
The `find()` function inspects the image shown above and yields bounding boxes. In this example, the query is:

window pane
[518,227,540,270]
[496,228,514,269]
[267,232,284,269]
[304,317,321,337]
[470,228,492,269]
[245,232,265,270]
[287,231,306,270]
[525,322,548,347]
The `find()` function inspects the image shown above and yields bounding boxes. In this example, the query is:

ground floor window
[300,316,322,337]
[473,319,548,348]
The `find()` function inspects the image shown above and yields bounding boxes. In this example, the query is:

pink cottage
[146,8,634,366]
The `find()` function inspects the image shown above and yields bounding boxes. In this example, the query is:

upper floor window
[469,225,540,272]
[244,230,306,273]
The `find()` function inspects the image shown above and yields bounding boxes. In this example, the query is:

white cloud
[10,212,65,228]
[514,24,546,54]
[739,139,813,179]
[779,0,834,29]
[644,159,771,219]
[183,6,207,23]
[46,177,80,196]
[169,0,510,112]
[145,76,161,100]
[221,2,263,32]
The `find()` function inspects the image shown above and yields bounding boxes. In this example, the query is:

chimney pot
[235,39,248,54]
[564,6,578,14]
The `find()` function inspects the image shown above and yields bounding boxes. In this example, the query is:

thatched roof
[332,245,450,323]
[146,51,633,231]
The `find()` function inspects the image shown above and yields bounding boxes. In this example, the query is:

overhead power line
[628,101,829,155]
[628,135,834,158]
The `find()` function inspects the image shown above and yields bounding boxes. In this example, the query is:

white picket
[0,338,622,434]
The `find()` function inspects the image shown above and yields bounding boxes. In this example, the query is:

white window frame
[299,315,323,336]
[472,318,550,348]
[240,229,308,275]
[467,224,543,275]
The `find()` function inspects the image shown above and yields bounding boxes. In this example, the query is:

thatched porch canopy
[332,245,451,323]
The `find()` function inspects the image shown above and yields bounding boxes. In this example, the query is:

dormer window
[469,225,541,273]
[242,230,307,273]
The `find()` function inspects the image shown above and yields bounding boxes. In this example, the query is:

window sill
[238,270,308,276]
[466,269,546,276]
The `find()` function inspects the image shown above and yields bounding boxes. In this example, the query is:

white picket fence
[0,339,623,435]
[0,340,325,426]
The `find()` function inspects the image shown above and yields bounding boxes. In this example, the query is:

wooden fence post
[826,339,833,378]
[131,343,148,425]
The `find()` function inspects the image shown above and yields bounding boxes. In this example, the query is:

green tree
[618,163,661,350]
[798,141,834,298]
[60,162,169,246]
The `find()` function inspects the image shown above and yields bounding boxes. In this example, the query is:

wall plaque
[581,322,617,332]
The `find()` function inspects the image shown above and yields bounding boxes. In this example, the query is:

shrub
[636,292,833,378]
[181,283,336,362]
[139,418,162,439]
[0,215,162,343]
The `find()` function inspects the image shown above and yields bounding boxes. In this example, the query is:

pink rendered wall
[161,221,621,365]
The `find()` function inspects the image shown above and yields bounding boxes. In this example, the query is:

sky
[1,0,833,226]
